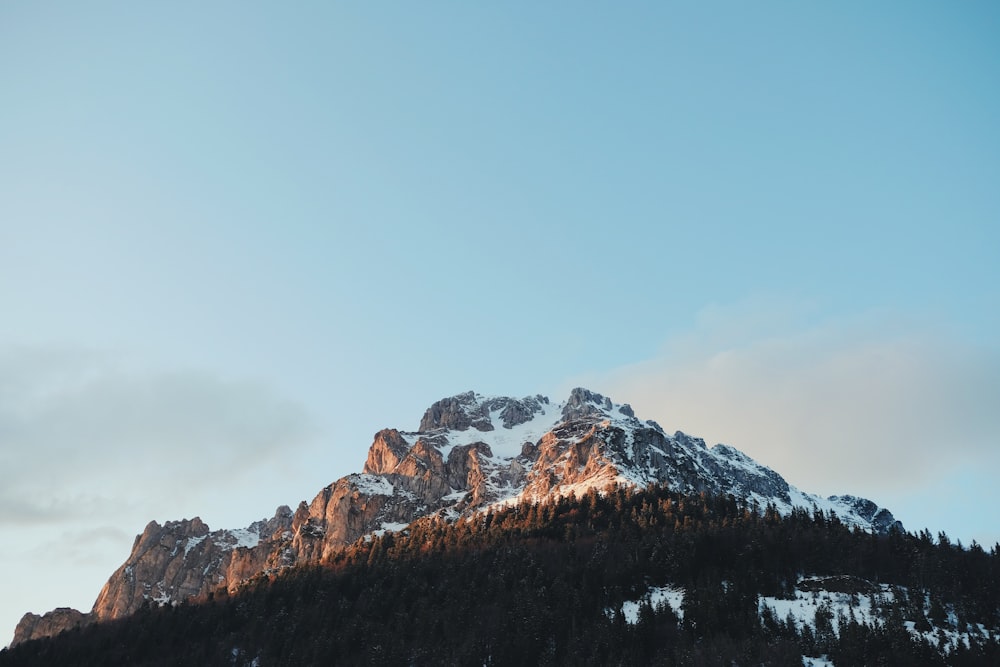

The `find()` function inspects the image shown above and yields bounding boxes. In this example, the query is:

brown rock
[363,429,411,475]
[12,608,95,646]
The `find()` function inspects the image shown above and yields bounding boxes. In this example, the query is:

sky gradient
[2,1,999,646]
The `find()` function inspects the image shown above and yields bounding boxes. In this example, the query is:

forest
[2,485,998,666]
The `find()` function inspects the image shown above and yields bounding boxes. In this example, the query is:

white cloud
[580,300,1000,502]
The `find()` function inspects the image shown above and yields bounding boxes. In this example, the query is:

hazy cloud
[0,345,326,641]
[581,300,1000,500]
[26,525,134,567]
[0,345,318,528]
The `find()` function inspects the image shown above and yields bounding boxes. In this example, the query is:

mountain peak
[417,387,639,435]
[417,391,550,432]
[561,387,636,421]
[12,385,903,646]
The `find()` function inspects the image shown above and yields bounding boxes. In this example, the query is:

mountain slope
[11,387,900,645]
[4,486,996,666]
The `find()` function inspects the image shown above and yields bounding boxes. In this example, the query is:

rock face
[12,608,95,647]
[12,387,902,646]
[91,510,295,622]
[829,495,901,534]
[418,392,547,432]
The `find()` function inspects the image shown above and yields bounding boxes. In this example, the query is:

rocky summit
[12,388,900,645]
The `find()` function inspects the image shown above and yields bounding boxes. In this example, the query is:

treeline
[2,486,998,666]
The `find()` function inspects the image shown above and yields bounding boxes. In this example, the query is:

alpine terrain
[4,389,997,665]
[11,388,896,644]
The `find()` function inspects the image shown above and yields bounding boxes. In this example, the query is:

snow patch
[381,521,410,533]
[437,401,565,460]
[610,585,685,624]
[802,657,834,667]
[760,578,994,652]
[184,535,206,556]
[351,473,395,496]
[441,489,468,502]
[227,527,260,550]
[759,582,893,633]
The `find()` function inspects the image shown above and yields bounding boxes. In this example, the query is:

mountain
[5,484,997,666]
[10,388,900,646]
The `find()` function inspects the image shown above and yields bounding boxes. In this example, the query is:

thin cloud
[0,495,122,527]
[25,525,134,566]
[0,345,318,528]
[581,301,1000,500]
[0,345,324,643]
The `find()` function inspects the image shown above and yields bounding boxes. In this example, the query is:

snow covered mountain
[12,388,899,645]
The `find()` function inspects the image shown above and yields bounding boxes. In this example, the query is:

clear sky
[2,1,998,646]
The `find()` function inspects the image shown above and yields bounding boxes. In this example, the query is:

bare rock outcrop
[418,392,548,432]
[419,391,492,432]
[92,517,213,620]
[446,443,493,506]
[363,429,412,475]
[829,495,902,534]
[290,473,419,562]
[12,608,95,646]
[561,387,614,421]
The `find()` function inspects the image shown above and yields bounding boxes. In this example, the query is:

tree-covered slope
[2,486,997,666]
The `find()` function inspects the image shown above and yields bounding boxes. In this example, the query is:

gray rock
[493,394,547,428]
[561,387,613,420]
[418,392,492,432]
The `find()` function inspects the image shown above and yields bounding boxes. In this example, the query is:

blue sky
[2,1,999,645]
